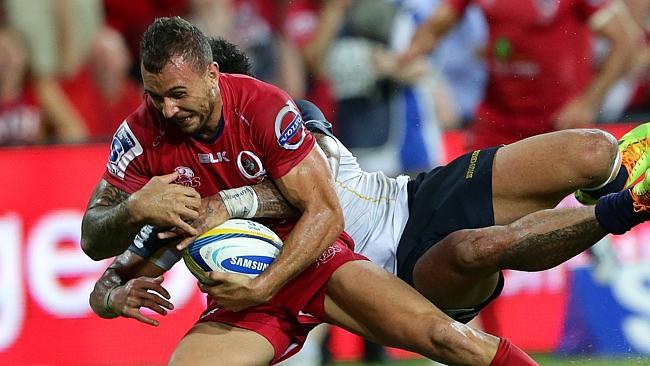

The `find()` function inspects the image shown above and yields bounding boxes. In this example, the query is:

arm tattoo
[94,184,130,207]
[252,181,300,218]
[497,207,607,271]
[81,180,143,260]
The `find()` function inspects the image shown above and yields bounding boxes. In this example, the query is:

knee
[448,229,510,273]
[570,129,618,183]
[422,319,496,365]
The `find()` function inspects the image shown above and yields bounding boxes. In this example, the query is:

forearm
[81,181,142,260]
[303,2,347,76]
[218,182,300,220]
[259,205,344,290]
[81,203,142,260]
[89,251,166,318]
[581,40,633,107]
[252,182,300,218]
[408,3,459,57]
[90,267,124,319]
[583,6,637,106]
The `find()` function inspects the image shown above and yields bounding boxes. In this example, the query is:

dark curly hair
[209,37,252,76]
[140,17,212,75]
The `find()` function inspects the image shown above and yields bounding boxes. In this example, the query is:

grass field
[329,354,650,365]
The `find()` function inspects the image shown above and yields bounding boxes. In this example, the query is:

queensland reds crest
[237,151,266,182]
[316,243,342,266]
[275,100,306,150]
[173,166,201,188]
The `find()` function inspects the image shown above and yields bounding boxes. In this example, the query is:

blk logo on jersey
[198,151,230,163]
[174,166,201,188]
[107,121,143,179]
[237,151,266,182]
[275,100,305,150]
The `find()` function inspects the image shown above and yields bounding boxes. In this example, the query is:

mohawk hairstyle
[140,17,212,74]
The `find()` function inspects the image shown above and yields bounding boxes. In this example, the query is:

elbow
[80,237,106,261]
[81,242,99,261]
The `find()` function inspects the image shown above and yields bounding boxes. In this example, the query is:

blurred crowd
[0,0,650,173]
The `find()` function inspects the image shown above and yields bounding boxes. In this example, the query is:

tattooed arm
[81,174,201,260]
[81,180,143,260]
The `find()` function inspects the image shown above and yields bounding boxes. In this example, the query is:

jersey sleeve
[247,84,316,179]
[102,119,150,194]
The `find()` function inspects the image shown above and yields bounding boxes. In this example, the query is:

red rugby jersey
[102,73,315,238]
[450,0,608,116]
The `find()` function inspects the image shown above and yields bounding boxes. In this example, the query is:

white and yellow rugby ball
[182,219,283,283]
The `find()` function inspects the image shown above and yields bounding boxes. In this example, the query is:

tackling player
[82,18,536,366]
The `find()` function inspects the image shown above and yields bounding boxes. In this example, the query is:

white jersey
[335,140,410,274]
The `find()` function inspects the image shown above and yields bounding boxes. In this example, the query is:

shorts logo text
[466,150,480,179]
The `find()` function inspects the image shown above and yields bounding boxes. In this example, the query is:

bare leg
[169,322,274,366]
[324,260,501,366]
[492,129,618,224]
[413,205,606,308]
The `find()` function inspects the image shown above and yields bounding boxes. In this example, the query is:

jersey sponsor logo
[107,121,144,179]
[237,151,266,181]
[317,243,342,266]
[275,100,306,150]
[173,166,201,188]
[198,151,230,163]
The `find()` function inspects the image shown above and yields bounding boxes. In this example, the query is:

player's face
[142,56,221,137]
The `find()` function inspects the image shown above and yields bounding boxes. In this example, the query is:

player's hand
[108,275,174,326]
[127,172,201,236]
[198,272,272,312]
[158,194,232,250]
[553,96,597,130]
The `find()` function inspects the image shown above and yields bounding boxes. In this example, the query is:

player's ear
[208,62,220,80]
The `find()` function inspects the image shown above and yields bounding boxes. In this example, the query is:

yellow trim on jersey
[335,179,398,205]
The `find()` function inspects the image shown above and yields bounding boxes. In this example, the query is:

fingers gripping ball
[182,219,283,283]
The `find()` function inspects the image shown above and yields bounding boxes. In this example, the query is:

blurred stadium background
[2,0,650,365]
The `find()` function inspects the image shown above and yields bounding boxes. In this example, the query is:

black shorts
[396,147,501,321]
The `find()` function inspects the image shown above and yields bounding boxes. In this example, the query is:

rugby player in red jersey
[401,0,639,149]
[82,18,537,366]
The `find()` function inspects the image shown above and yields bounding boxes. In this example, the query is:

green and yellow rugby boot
[576,122,650,205]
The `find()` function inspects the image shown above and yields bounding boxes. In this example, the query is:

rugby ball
[182,219,283,283]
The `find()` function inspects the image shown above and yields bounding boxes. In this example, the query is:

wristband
[219,186,259,219]
[103,285,121,317]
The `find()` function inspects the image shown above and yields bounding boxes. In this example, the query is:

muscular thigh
[169,322,274,366]
[396,147,497,286]
[323,260,499,364]
[323,261,454,355]
[491,129,616,225]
